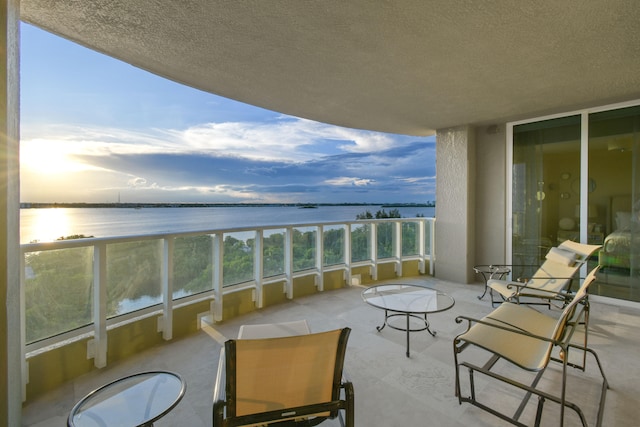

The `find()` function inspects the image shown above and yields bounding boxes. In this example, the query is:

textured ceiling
[20,0,640,136]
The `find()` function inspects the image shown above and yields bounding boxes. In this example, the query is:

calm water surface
[20,205,435,243]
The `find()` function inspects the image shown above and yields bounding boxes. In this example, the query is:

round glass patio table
[68,371,186,427]
[362,284,455,357]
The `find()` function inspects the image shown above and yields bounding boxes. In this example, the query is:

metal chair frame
[453,267,608,426]
[484,240,601,308]
[213,327,354,427]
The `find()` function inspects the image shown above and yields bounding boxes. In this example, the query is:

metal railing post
[254,230,264,308]
[160,237,174,340]
[91,242,108,368]
[371,223,378,280]
[417,220,426,274]
[284,227,293,299]
[316,225,324,291]
[20,249,27,401]
[429,219,436,275]
[212,233,223,322]
[344,224,352,285]
[394,221,402,276]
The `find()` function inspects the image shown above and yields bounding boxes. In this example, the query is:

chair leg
[345,382,355,427]
[212,401,225,426]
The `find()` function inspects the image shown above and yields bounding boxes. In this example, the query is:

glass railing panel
[402,221,419,256]
[107,239,163,317]
[21,218,433,347]
[263,229,285,278]
[24,246,94,343]
[377,222,393,259]
[351,223,371,262]
[424,220,432,256]
[173,234,213,298]
[292,227,316,272]
[223,231,255,286]
[323,226,345,266]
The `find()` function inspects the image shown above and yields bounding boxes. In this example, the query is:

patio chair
[213,327,354,427]
[487,240,601,306]
[453,266,608,426]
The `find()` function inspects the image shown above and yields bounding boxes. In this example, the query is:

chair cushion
[457,303,558,371]
[545,247,577,266]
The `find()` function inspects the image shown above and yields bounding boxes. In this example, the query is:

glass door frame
[506,98,640,267]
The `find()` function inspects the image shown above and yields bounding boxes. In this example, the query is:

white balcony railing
[20,217,435,397]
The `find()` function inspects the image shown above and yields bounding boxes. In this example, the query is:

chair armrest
[513,275,585,299]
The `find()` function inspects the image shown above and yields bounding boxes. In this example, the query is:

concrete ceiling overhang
[20,0,640,136]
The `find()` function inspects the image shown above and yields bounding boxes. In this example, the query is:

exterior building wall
[474,124,508,266]
[1,0,22,424]
[434,126,476,283]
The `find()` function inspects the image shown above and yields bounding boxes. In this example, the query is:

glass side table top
[361,284,454,314]
[68,371,186,427]
[362,284,455,357]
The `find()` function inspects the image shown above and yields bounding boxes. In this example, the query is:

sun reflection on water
[23,208,72,243]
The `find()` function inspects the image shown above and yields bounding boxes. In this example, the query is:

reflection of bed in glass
[600,229,633,270]
[598,195,639,294]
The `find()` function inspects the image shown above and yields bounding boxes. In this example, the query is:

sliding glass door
[511,116,581,280]
[511,104,640,302]
[588,106,640,300]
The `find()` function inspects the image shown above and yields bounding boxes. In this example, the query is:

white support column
[91,243,108,368]
[253,230,264,308]
[212,234,223,322]
[435,125,476,283]
[159,238,173,340]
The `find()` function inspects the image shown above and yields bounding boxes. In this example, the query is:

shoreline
[20,202,435,209]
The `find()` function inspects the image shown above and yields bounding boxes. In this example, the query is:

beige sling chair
[453,266,608,426]
[213,327,354,427]
[487,240,601,307]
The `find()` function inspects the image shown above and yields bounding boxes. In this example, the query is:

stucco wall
[474,124,507,266]
[435,126,476,283]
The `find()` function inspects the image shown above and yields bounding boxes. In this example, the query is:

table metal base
[473,265,510,307]
[376,310,436,357]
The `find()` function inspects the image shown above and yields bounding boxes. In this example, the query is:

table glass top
[362,284,454,314]
[70,371,185,427]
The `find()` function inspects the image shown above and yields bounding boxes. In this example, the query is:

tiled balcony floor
[22,276,640,426]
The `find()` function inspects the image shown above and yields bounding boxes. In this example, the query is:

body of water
[20,205,435,243]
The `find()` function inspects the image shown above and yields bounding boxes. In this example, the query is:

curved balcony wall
[20,217,434,401]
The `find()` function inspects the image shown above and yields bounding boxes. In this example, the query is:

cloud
[127,177,148,187]
[20,24,437,204]
[325,177,376,187]
[20,118,436,204]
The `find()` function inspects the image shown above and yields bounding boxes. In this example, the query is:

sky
[19,23,436,205]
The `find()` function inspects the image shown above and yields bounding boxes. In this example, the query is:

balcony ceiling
[20,0,640,136]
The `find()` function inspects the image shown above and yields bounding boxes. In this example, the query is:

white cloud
[399,176,436,184]
[325,177,376,187]
[22,117,412,167]
[127,177,148,187]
